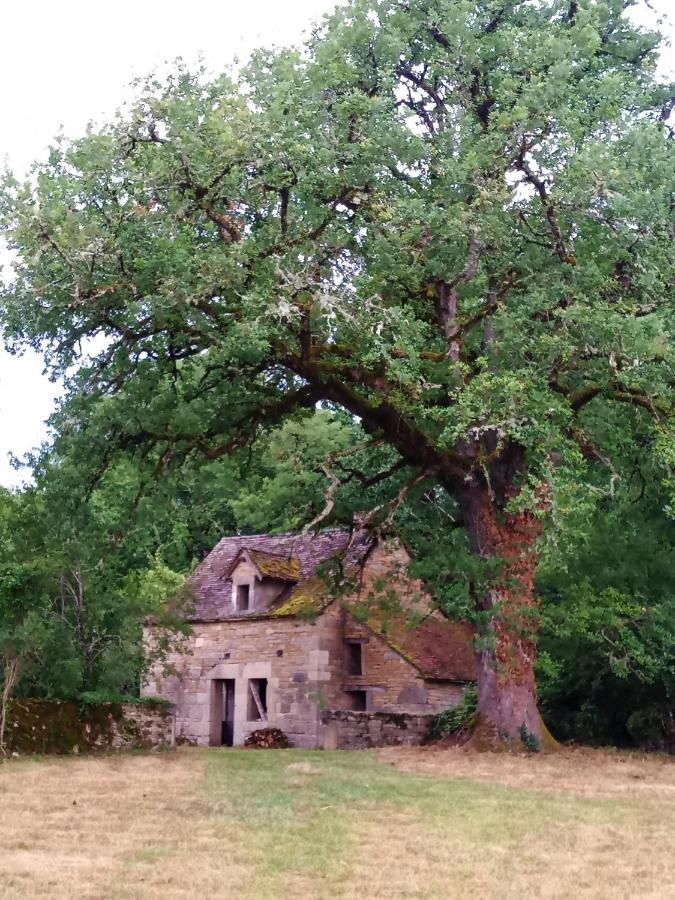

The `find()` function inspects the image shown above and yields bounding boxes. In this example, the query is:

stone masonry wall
[144,605,463,748]
[321,709,433,749]
[343,615,464,714]
[340,543,467,713]
[5,700,174,755]
[143,606,346,749]
[118,703,175,751]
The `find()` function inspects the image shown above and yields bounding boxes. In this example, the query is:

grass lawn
[0,746,673,899]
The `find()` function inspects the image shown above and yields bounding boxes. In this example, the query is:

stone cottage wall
[339,543,470,714]
[343,616,464,713]
[145,605,464,748]
[143,605,347,749]
[321,709,433,749]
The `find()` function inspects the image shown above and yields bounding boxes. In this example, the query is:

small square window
[236,583,250,611]
[348,690,367,712]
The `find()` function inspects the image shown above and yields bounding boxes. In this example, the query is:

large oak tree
[2,0,674,744]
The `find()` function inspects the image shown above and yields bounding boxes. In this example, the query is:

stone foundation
[321,709,432,749]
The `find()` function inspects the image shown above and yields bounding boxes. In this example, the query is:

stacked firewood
[243,727,291,749]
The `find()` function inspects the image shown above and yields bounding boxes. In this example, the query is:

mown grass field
[0,746,673,899]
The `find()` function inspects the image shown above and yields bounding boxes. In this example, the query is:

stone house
[142,529,476,748]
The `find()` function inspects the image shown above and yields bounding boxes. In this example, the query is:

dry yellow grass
[367,746,675,900]
[0,746,673,900]
[0,752,252,899]
[378,744,675,799]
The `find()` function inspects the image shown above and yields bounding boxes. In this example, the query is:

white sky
[0,0,672,487]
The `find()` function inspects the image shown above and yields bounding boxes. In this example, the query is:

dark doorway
[221,679,235,746]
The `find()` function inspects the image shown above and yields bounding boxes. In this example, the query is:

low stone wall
[118,703,175,751]
[3,700,175,755]
[321,709,432,749]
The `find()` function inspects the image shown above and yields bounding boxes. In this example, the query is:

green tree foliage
[0,489,51,749]
[0,471,191,703]
[228,410,361,532]
[537,472,675,747]
[2,0,674,742]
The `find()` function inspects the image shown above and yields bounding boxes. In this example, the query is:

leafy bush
[537,583,675,747]
[429,686,477,741]
[626,706,675,753]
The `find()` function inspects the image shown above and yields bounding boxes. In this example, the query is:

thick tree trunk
[457,471,557,751]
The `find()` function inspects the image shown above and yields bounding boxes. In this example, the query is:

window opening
[247,678,268,721]
[348,690,367,712]
[346,641,363,676]
[236,583,250,611]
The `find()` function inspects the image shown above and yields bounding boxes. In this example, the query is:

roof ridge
[247,548,301,561]
[216,526,351,541]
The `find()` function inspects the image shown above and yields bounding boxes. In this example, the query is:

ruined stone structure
[143,530,476,748]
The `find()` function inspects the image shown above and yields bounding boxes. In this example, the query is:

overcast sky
[0,0,672,487]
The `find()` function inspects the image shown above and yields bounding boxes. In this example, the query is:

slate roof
[188,529,368,621]
[361,613,476,682]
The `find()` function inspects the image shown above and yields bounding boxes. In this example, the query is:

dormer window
[225,547,302,616]
[236,583,250,611]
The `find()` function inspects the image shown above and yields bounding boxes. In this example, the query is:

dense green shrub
[429,686,477,741]
[626,706,675,754]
